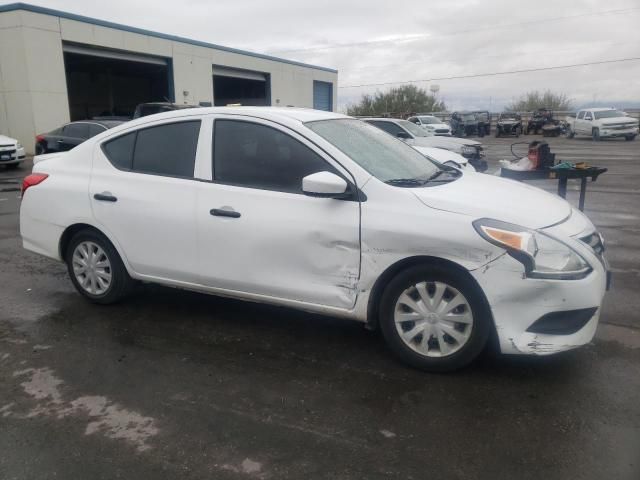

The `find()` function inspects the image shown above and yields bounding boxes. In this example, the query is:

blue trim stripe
[0,2,338,74]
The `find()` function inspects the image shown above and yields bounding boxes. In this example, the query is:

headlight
[473,219,592,279]
[16,142,22,149]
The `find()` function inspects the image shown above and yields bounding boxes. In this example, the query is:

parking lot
[1,135,639,479]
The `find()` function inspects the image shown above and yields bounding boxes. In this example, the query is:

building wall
[0,8,337,154]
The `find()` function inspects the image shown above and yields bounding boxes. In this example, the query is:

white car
[20,107,608,371]
[413,146,475,171]
[362,118,487,172]
[0,134,26,168]
[407,115,451,136]
[566,108,638,141]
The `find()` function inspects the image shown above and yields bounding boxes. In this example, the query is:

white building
[0,3,337,153]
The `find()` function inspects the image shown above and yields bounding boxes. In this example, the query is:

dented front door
[196,183,360,308]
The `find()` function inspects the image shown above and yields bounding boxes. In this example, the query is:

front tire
[566,128,575,139]
[378,264,491,372]
[625,135,636,141]
[592,128,600,141]
[65,230,135,304]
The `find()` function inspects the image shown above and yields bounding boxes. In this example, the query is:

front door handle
[94,192,117,202]
[210,208,240,218]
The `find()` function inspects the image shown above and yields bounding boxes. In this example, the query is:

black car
[133,102,199,119]
[35,120,126,155]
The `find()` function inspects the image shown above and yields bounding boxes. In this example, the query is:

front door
[197,117,361,309]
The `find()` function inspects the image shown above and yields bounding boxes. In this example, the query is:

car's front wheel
[625,134,636,141]
[65,229,135,304]
[379,264,491,372]
[592,128,600,141]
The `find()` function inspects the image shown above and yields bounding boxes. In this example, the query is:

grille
[435,129,449,134]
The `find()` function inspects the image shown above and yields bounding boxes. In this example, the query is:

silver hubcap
[72,241,112,295]
[394,281,474,358]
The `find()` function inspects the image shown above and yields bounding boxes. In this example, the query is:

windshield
[306,119,441,183]
[475,113,488,121]
[593,110,626,119]
[397,120,428,137]
[418,116,440,124]
[462,114,476,121]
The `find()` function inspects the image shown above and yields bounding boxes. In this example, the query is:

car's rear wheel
[35,143,46,155]
[566,128,575,139]
[379,264,491,372]
[66,230,135,304]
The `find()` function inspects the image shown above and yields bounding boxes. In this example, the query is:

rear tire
[592,128,600,141]
[65,229,135,304]
[378,264,492,372]
[35,143,46,155]
[6,163,19,169]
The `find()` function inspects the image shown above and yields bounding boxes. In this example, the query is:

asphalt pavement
[1,135,639,479]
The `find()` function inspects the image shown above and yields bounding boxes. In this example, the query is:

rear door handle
[94,193,117,202]
[210,208,240,218]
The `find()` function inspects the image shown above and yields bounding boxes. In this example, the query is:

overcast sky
[28,0,640,111]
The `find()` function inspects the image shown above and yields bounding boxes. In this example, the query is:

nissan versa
[20,108,609,371]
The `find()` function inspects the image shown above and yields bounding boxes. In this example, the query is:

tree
[346,85,446,116]
[506,90,573,112]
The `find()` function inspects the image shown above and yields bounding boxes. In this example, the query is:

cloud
[34,0,640,110]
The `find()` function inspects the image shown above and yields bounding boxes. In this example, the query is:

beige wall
[0,9,337,154]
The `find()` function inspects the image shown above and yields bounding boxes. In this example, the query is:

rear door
[196,116,361,308]
[90,117,205,283]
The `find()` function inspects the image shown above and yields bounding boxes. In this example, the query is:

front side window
[307,119,441,183]
[577,111,586,119]
[397,120,428,137]
[213,120,337,194]
[102,121,200,178]
[367,121,407,137]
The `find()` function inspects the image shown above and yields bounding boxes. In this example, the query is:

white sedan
[20,107,608,371]
[407,115,452,136]
[0,134,26,168]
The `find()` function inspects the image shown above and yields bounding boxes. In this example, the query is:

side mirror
[302,171,350,199]
[396,131,411,139]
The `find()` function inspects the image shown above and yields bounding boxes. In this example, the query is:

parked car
[450,111,483,137]
[20,107,609,372]
[473,110,491,136]
[406,115,451,136]
[495,113,522,137]
[412,146,475,172]
[133,102,199,119]
[565,108,638,141]
[35,120,126,155]
[0,133,26,169]
[363,118,487,172]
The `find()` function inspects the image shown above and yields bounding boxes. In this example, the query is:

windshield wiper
[385,178,428,186]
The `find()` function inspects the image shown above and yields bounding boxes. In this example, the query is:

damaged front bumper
[471,250,607,356]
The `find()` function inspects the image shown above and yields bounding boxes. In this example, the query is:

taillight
[35,134,45,143]
[21,173,49,196]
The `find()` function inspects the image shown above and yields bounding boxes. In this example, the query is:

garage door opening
[213,66,269,106]
[63,44,171,120]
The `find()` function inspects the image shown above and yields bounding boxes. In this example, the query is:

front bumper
[599,126,638,138]
[471,249,607,356]
[0,145,26,165]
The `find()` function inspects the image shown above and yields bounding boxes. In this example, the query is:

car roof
[587,107,617,111]
[67,120,126,128]
[361,117,402,122]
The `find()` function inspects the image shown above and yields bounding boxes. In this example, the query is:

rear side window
[213,120,336,194]
[64,123,90,139]
[133,121,200,177]
[367,121,404,137]
[101,121,200,178]
[103,132,135,170]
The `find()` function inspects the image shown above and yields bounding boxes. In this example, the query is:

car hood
[425,123,450,130]
[409,136,480,151]
[601,116,638,125]
[411,172,572,229]
[0,134,17,144]
[412,146,468,165]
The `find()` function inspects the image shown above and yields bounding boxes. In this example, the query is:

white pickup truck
[566,108,638,141]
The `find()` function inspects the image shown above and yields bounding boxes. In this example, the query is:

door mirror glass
[302,171,349,198]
